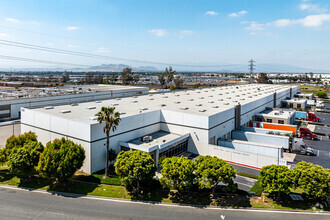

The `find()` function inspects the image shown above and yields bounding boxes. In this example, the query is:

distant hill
[2,64,159,73]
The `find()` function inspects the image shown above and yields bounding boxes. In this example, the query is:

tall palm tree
[95,107,121,177]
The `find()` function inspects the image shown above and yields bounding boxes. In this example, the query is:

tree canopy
[114,150,156,190]
[37,138,85,182]
[315,91,327,98]
[195,156,236,194]
[121,67,133,85]
[160,156,195,192]
[7,141,44,177]
[259,165,294,200]
[293,161,330,201]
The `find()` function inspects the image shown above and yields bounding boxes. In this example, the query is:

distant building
[0,84,148,121]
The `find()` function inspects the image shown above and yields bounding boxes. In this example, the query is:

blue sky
[0,0,330,72]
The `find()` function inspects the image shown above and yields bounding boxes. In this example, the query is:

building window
[266,119,272,123]
[278,120,284,124]
[159,139,188,158]
[256,117,262,122]
[297,104,301,108]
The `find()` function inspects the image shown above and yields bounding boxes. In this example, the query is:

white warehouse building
[0,84,148,121]
[21,84,300,174]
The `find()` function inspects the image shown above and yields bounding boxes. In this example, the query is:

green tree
[160,156,195,192]
[2,132,38,163]
[259,165,294,201]
[169,85,176,91]
[109,73,118,84]
[195,156,237,194]
[95,107,121,177]
[7,141,44,178]
[173,75,184,89]
[121,67,133,85]
[315,91,327,98]
[114,150,156,190]
[158,73,166,88]
[293,161,330,201]
[37,138,85,183]
[257,73,271,84]
[165,66,175,85]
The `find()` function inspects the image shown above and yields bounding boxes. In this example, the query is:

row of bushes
[259,163,330,202]
[114,150,237,194]
[0,132,85,183]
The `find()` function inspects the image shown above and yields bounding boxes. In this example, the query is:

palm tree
[95,107,121,177]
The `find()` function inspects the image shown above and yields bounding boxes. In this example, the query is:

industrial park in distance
[0,1,329,219]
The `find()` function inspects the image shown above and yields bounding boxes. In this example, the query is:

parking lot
[291,109,330,169]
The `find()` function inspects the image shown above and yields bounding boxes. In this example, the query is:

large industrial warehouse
[21,84,300,174]
[0,84,148,121]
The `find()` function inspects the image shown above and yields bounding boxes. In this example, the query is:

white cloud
[272,14,330,27]
[149,29,167,37]
[205,11,218,16]
[5,18,20,23]
[229,10,248,17]
[177,30,194,38]
[66,26,80,31]
[0,33,11,38]
[244,21,264,30]
[299,3,327,13]
[94,47,111,53]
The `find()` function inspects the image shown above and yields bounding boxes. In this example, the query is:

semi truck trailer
[295,111,320,122]
[232,130,314,155]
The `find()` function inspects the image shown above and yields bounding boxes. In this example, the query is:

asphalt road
[234,175,257,192]
[292,138,330,169]
[0,186,328,220]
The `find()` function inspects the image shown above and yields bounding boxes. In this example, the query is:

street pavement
[234,175,257,192]
[0,186,328,220]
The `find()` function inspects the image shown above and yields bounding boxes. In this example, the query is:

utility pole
[248,59,256,74]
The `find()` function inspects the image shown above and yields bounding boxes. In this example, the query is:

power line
[0,54,91,67]
[0,39,245,68]
[248,59,256,74]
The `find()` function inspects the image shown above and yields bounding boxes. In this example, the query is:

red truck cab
[300,127,318,140]
[307,113,320,122]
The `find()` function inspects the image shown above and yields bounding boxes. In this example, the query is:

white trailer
[241,127,293,136]
[232,131,290,151]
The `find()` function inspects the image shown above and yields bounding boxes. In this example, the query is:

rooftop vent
[240,98,245,100]
[224,103,229,105]
[148,98,154,100]
[181,107,189,110]
[95,100,102,103]
[197,91,201,93]
[60,110,71,114]
[186,93,190,95]
[199,97,204,99]
[174,101,181,104]
[161,104,166,107]
[175,94,180,96]
[218,99,223,101]
[218,93,223,95]
[236,95,240,97]
[212,106,219,108]
[163,96,168,98]
[208,95,213,97]
[71,103,79,106]
[227,97,231,99]
[112,103,119,106]
[131,100,138,103]
[140,108,148,111]
[196,104,202,106]
[120,112,126,115]
[44,106,54,110]
[199,109,207,112]
[116,98,121,101]
[208,101,214,103]
[87,106,96,110]
[188,99,194,101]
[248,96,252,98]
[89,116,98,120]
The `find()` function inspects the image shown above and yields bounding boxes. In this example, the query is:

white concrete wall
[207,144,286,169]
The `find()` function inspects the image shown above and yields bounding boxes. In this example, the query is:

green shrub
[315,91,327,98]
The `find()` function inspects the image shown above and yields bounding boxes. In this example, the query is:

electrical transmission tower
[248,59,256,74]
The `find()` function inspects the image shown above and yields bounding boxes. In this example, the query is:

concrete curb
[0,184,329,215]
